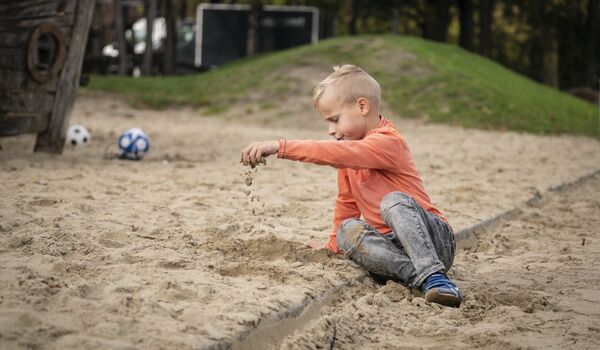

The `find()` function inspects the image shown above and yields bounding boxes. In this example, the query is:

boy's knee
[336,219,365,251]
[380,191,414,214]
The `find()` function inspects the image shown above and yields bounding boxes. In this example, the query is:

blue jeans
[336,192,455,289]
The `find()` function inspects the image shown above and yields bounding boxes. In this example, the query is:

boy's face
[317,90,370,141]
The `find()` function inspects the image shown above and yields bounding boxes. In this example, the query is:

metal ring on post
[27,23,67,83]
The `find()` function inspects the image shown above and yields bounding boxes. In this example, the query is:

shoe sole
[424,289,462,308]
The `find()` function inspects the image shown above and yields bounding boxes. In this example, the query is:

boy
[240,65,463,307]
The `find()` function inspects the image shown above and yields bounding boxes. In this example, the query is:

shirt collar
[367,115,387,135]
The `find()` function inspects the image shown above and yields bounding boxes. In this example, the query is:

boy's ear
[357,97,369,116]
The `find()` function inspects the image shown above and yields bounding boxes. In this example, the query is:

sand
[1,93,599,349]
[281,173,600,349]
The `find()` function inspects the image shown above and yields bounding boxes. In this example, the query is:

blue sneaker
[420,272,463,308]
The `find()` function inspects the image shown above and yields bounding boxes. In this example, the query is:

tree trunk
[528,35,545,83]
[180,0,187,19]
[163,0,176,75]
[347,0,358,35]
[114,0,127,75]
[527,1,546,83]
[89,6,102,73]
[422,0,451,42]
[142,0,157,75]
[458,0,474,51]
[584,0,599,86]
[478,0,494,57]
[543,29,559,87]
[528,3,559,87]
[246,0,262,56]
[391,7,399,34]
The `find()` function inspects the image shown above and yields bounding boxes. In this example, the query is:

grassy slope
[88,35,599,137]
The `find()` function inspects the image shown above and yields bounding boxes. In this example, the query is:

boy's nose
[328,124,337,136]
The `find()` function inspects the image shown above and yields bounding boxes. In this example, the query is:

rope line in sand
[455,168,600,249]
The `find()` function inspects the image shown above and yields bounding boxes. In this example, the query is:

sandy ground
[0,93,599,349]
[281,174,600,350]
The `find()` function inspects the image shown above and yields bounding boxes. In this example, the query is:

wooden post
[34,0,95,153]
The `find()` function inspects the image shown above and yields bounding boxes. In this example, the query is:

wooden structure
[0,0,94,153]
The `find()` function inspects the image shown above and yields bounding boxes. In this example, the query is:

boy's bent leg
[336,218,417,284]
[380,192,447,289]
[425,211,456,273]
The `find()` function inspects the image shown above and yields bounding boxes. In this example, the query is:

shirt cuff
[277,139,287,159]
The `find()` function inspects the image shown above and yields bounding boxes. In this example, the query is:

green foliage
[88,35,598,137]
[381,36,597,137]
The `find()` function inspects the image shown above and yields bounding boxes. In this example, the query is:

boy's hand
[306,240,325,250]
[240,141,279,167]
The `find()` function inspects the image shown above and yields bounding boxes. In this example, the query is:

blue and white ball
[118,128,150,160]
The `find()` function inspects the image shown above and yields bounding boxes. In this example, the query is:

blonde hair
[313,64,381,111]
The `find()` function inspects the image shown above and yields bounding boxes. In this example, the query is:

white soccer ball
[66,124,91,146]
[118,128,150,160]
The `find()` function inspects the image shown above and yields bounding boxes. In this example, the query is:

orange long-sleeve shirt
[277,116,446,254]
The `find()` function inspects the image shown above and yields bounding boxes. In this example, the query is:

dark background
[86,0,599,93]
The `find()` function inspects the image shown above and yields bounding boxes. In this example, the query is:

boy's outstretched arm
[240,141,279,167]
[277,133,401,170]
